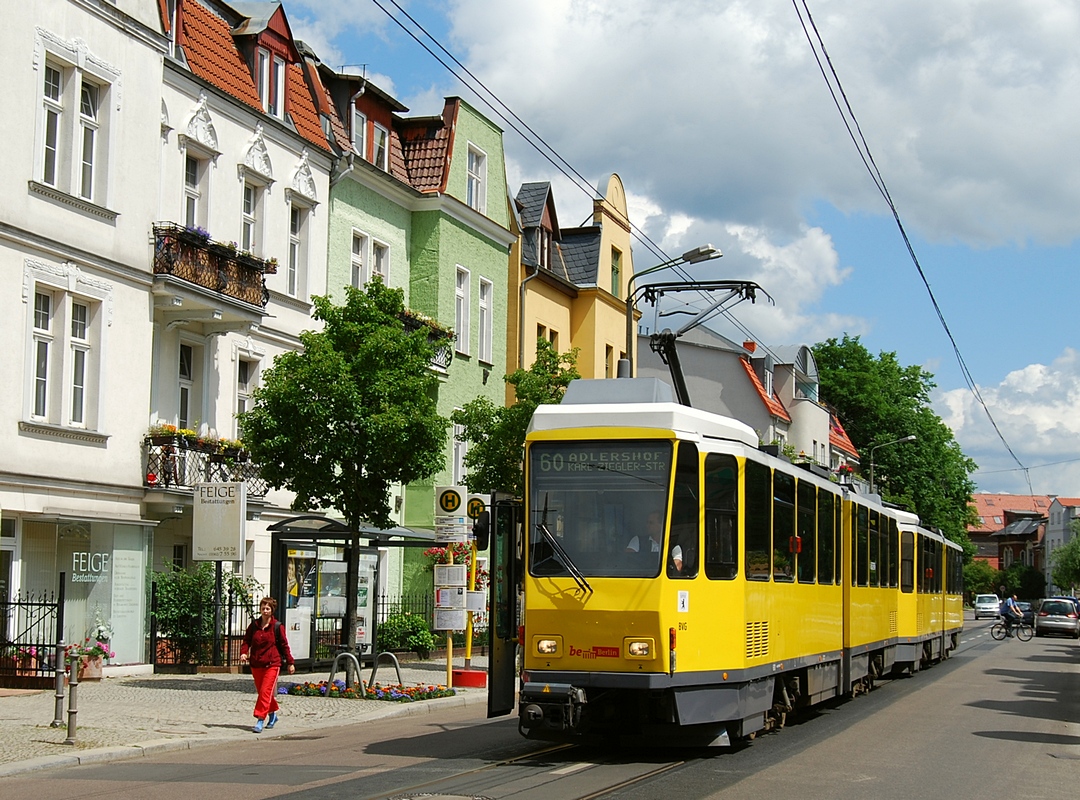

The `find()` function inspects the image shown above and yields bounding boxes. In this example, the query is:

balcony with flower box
[401,311,454,374]
[151,223,276,334]
[143,426,269,499]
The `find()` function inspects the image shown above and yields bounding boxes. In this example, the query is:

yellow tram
[512,378,963,746]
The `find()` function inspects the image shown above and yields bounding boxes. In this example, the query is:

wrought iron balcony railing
[401,314,454,374]
[152,223,275,308]
[144,436,269,497]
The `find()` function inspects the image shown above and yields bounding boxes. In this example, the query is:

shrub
[377,612,437,658]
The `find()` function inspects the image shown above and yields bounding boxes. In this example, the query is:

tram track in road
[335,741,692,800]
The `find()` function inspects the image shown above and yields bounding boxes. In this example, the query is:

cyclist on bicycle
[1002,593,1024,637]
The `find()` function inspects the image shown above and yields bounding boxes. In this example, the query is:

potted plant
[66,638,115,681]
[147,423,178,445]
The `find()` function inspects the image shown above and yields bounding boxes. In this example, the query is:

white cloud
[936,348,1080,494]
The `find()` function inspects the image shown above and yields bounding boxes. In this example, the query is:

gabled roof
[171,0,331,152]
[1051,497,1080,508]
[738,358,791,422]
[179,0,263,111]
[516,182,560,231]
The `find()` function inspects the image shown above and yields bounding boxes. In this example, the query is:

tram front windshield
[528,440,673,578]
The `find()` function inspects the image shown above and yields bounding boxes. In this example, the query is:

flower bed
[282,679,455,702]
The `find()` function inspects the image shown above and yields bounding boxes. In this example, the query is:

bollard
[51,641,66,728]
[64,654,78,745]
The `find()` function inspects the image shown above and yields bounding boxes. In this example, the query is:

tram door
[487,494,522,718]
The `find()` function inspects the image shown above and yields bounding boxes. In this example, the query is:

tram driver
[626,511,683,572]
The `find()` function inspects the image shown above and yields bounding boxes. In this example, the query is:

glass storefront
[20,518,152,664]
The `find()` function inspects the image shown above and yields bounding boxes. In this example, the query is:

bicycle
[991,619,1033,641]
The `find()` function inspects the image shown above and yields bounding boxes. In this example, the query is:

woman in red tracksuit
[240,596,295,732]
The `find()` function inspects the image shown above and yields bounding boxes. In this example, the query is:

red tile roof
[286,62,329,152]
[1053,497,1080,507]
[398,98,459,194]
[179,0,262,112]
[829,415,859,458]
[968,493,1052,533]
[739,358,791,422]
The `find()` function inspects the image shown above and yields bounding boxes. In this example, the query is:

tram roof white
[531,379,758,446]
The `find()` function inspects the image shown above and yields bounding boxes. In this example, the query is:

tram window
[854,504,869,586]
[745,459,771,580]
[900,531,914,593]
[796,480,816,583]
[887,518,899,588]
[668,442,700,579]
[818,490,834,584]
[704,454,738,580]
[868,510,880,587]
[833,498,842,584]
[772,470,795,582]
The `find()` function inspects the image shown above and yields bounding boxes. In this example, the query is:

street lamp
[868,434,916,494]
[620,245,721,377]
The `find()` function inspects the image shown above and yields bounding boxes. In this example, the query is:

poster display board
[193,482,246,561]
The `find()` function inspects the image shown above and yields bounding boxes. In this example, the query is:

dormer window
[539,228,551,268]
[372,123,389,170]
[352,109,367,159]
[256,47,286,119]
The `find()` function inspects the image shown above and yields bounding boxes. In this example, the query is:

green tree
[451,339,579,496]
[1001,563,1045,600]
[240,281,450,648]
[1050,521,1080,593]
[963,559,999,597]
[814,335,977,551]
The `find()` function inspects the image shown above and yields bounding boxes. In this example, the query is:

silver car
[973,594,1000,620]
[1035,598,1080,638]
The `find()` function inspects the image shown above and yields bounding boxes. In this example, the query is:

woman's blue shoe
[266,712,278,729]
[253,718,264,733]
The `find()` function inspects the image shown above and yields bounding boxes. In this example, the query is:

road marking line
[551,762,594,775]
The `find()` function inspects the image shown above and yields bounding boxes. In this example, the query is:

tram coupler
[519,682,587,732]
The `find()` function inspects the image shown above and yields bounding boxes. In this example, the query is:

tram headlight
[536,638,559,655]
[625,638,655,658]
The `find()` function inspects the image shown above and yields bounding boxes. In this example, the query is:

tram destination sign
[534,444,671,475]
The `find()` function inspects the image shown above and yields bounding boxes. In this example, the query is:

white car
[974,594,1000,620]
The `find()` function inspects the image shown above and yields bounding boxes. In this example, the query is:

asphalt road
[7,618,1079,800]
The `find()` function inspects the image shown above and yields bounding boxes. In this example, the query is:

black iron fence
[0,588,63,688]
[150,582,258,672]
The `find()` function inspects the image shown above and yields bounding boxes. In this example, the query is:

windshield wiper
[536,495,592,595]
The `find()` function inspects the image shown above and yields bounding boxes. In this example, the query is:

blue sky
[286,0,1080,497]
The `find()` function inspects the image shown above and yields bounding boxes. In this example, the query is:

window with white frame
[611,246,622,299]
[452,419,467,486]
[32,291,53,419]
[478,277,493,364]
[241,182,261,253]
[236,357,258,433]
[350,231,367,288]
[352,109,367,159]
[288,204,306,298]
[178,342,203,433]
[36,49,115,207]
[27,282,102,428]
[257,48,286,119]
[372,124,389,171]
[70,301,89,424]
[467,144,486,213]
[41,64,63,187]
[455,267,470,355]
[78,81,99,201]
[183,154,207,229]
[372,240,389,284]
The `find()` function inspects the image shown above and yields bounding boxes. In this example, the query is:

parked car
[1035,598,1080,638]
[973,594,1000,620]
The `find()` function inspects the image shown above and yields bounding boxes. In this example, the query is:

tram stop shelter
[266,515,436,669]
